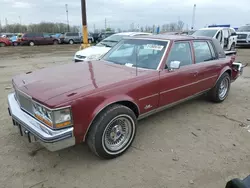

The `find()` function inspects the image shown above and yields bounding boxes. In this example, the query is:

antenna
[135,46,138,76]
[191,4,196,30]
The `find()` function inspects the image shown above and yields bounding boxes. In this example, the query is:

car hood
[12,61,148,107]
[75,46,111,58]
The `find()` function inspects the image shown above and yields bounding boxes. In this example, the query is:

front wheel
[69,40,74,44]
[87,104,137,159]
[208,72,231,103]
[230,43,236,51]
[29,41,35,46]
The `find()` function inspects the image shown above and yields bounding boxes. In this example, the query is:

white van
[192,27,237,51]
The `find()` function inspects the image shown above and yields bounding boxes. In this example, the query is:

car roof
[114,32,152,36]
[128,34,212,41]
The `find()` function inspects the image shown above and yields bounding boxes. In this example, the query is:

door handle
[191,71,198,77]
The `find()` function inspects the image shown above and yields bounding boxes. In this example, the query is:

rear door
[159,41,199,107]
[35,33,45,44]
[191,40,223,92]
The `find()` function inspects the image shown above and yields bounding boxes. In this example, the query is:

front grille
[237,34,247,39]
[15,90,33,115]
[237,41,247,43]
[76,55,86,59]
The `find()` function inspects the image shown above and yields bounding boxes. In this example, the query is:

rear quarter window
[193,41,213,63]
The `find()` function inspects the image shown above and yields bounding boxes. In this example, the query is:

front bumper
[8,93,75,151]
[236,40,250,46]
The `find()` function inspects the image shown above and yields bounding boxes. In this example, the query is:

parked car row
[7,31,244,159]
[0,32,97,47]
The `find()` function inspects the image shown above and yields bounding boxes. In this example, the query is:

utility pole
[105,18,107,32]
[5,18,8,26]
[19,16,21,25]
[81,0,90,49]
[191,4,196,30]
[65,4,70,32]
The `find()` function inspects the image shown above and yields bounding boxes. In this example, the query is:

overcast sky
[1,0,250,31]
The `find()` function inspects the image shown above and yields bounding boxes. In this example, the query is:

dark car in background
[20,33,58,46]
[96,32,116,43]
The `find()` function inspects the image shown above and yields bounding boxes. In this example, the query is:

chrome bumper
[8,93,75,151]
[233,62,244,76]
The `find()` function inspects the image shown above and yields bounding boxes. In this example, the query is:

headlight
[33,103,53,128]
[53,108,72,128]
[33,102,72,129]
[247,35,250,39]
[86,54,102,60]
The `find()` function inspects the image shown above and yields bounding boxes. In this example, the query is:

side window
[216,31,222,43]
[193,41,213,63]
[166,42,192,68]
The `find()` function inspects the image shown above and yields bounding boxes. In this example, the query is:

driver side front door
[159,41,200,107]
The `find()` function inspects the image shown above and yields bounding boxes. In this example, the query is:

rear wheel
[87,104,137,159]
[208,72,231,103]
[69,39,74,44]
[53,40,59,45]
[0,42,6,47]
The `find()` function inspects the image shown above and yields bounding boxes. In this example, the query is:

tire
[230,43,236,51]
[87,104,137,159]
[69,39,74,44]
[0,42,6,47]
[13,42,18,46]
[53,40,59,45]
[29,41,35,46]
[208,72,231,103]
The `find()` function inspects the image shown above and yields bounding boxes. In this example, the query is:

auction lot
[0,45,250,188]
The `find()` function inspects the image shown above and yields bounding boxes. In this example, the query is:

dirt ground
[0,45,250,188]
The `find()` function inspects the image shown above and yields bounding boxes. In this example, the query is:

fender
[213,65,232,87]
[83,94,140,141]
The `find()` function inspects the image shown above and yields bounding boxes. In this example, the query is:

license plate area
[13,119,37,143]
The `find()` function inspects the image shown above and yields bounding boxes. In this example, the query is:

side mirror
[169,61,181,70]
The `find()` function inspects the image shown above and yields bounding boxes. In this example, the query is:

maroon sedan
[8,35,243,159]
[0,37,12,47]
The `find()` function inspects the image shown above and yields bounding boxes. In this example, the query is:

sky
[1,0,250,31]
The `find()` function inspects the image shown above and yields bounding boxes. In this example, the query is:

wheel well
[115,101,140,117]
[84,100,140,141]
[225,69,232,79]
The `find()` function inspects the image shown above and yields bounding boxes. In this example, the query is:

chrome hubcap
[219,78,229,99]
[103,115,133,153]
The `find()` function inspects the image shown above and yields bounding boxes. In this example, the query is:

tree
[106,27,111,31]
[177,20,185,31]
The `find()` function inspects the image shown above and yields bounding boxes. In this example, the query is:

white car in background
[74,32,152,62]
[192,27,237,51]
[236,24,250,46]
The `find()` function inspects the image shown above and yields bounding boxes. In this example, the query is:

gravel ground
[0,45,250,188]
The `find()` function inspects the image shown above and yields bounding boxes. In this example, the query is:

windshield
[96,34,124,47]
[102,39,168,70]
[238,26,250,32]
[192,29,218,37]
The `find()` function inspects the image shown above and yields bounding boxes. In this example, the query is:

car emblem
[144,104,152,110]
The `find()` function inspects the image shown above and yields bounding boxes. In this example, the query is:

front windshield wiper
[102,40,118,43]
[98,42,112,47]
